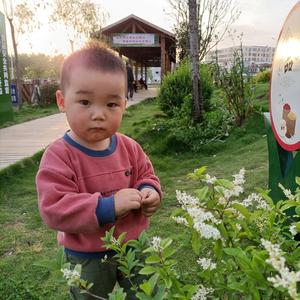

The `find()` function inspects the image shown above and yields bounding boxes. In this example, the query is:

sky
[1,0,299,56]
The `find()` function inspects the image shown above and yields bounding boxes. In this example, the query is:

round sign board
[270,1,300,151]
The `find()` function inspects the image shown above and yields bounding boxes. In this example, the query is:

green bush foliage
[253,69,271,83]
[158,61,213,117]
[40,82,60,105]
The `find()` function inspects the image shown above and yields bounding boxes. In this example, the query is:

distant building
[204,45,275,75]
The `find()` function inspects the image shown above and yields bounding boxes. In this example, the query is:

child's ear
[56,90,65,112]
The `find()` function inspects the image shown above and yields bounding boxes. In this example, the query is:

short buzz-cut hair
[60,41,126,93]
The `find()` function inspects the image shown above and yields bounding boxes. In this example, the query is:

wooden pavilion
[101,14,176,82]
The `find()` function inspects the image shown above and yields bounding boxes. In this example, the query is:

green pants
[66,252,143,300]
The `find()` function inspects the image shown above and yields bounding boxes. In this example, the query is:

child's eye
[79,100,90,106]
[107,102,119,108]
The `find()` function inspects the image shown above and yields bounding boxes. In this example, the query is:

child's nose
[92,106,105,120]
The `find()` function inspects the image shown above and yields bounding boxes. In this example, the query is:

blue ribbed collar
[63,132,117,157]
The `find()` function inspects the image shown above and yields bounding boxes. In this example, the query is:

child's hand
[114,188,142,218]
[140,188,161,217]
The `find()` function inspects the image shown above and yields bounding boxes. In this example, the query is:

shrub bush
[40,82,60,105]
[253,69,271,83]
[158,61,214,117]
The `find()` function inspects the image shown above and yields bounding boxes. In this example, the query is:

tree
[50,0,109,52]
[19,53,64,80]
[215,42,252,126]
[167,0,240,62]
[188,0,203,122]
[2,0,37,107]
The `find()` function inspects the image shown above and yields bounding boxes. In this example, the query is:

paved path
[0,87,158,170]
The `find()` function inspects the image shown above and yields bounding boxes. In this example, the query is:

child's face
[56,66,127,149]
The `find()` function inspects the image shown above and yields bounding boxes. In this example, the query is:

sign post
[0,11,13,125]
[267,1,300,207]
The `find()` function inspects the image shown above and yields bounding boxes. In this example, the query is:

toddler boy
[36,42,162,299]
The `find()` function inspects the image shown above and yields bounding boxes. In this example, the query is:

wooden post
[135,63,138,81]
[160,35,166,82]
[145,66,148,84]
[141,64,143,80]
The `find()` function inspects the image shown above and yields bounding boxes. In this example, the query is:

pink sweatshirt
[36,132,161,254]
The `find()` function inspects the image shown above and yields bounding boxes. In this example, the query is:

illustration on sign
[270,2,300,151]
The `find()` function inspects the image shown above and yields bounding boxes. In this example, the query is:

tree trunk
[188,0,203,123]
[8,17,22,108]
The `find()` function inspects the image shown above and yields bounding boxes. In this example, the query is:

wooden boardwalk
[0,87,158,170]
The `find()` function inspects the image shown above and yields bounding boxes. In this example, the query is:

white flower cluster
[233,168,245,186]
[172,216,188,226]
[151,236,162,252]
[239,193,270,210]
[278,183,293,200]
[220,169,246,201]
[191,285,214,300]
[289,224,297,236]
[176,190,221,240]
[110,236,120,246]
[61,268,81,281]
[261,239,300,299]
[197,257,216,270]
[176,190,199,208]
[203,174,217,185]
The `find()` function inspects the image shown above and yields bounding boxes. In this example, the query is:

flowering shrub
[62,167,300,299]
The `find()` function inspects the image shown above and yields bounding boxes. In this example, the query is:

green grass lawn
[0,88,270,299]
[0,103,59,129]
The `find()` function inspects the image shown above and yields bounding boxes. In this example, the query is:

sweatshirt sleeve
[132,142,162,200]
[36,147,112,234]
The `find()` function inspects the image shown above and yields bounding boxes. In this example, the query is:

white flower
[176,190,199,208]
[232,185,244,197]
[240,193,270,210]
[236,224,242,231]
[197,257,216,270]
[110,236,120,246]
[192,285,214,300]
[176,190,221,240]
[233,168,245,186]
[289,224,297,236]
[151,236,162,252]
[261,239,300,299]
[61,268,81,281]
[193,222,221,240]
[278,183,293,200]
[204,174,217,185]
[172,216,188,226]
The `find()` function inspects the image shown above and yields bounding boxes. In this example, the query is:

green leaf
[162,247,176,259]
[139,266,156,275]
[145,255,161,264]
[296,177,300,186]
[295,206,300,216]
[55,246,65,269]
[280,200,299,212]
[224,248,251,269]
[228,281,246,292]
[117,232,127,245]
[191,230,201,255]
[195,186,209,200]
[214,239,223,258]
[244,269,267,284]
[139,281,152,296]
[161,238,172,249]
[217,223,228,239]
[139,274,159,296]
[231,203,250,219]
[153,286,167,300]
[187,166,207,180]
[216,178,234,189]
